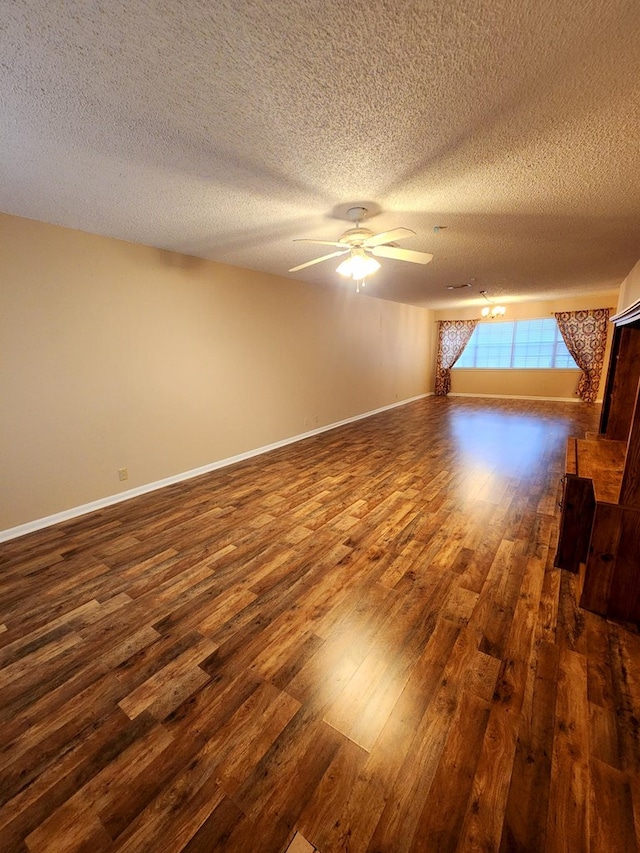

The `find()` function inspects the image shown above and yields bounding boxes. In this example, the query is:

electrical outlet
[118,467,128,481]
[314,415,319,424]
[303,417,308,427]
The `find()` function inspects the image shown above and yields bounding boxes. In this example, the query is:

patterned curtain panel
[434,319,479,396]
[554,309,610,402]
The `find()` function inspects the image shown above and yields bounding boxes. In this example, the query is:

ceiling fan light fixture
[336,250,381,280]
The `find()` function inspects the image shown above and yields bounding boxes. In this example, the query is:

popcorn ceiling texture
[1,0,639,308]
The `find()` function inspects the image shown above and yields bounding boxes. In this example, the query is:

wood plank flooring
[1,396,639,852]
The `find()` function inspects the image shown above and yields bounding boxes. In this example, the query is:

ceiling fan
[288,207,433,291]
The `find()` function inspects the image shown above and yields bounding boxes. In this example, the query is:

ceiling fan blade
[288,249,349,273]
[293,238,346,248]
[371,245,434,265]
[364,227,416,247]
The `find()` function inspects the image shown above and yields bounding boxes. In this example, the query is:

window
[454,318,578,369]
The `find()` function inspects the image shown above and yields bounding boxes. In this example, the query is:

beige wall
[433,293,619,400]
[1,214,434,532]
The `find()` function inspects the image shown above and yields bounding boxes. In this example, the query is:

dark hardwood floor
[1,396,639,852]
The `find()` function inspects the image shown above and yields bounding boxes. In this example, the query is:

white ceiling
[1,0,639,309]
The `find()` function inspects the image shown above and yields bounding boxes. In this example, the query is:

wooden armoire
[555,302,640,623]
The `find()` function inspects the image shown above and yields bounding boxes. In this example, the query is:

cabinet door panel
[603,325,640,441]
[607,507,640,622]
[580,504,623,617]
[555,475,595,573]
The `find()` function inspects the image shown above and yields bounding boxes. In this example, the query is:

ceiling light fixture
[336,248,381,293]
[480,290,506,318]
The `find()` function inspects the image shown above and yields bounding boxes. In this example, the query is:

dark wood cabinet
[555,311,640,623]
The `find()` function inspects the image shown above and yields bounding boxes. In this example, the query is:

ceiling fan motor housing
[338,228,375,246]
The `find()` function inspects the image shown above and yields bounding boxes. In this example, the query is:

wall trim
[1,393,432,542]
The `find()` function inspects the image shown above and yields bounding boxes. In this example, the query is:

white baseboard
[1,393,432,543]
[447,392,597,403]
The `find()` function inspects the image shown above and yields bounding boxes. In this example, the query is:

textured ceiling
[1,0,639,309]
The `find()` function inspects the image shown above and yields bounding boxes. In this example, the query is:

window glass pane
[455,329,479,367]
[453,318,578,369]
[554,337,576,367]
